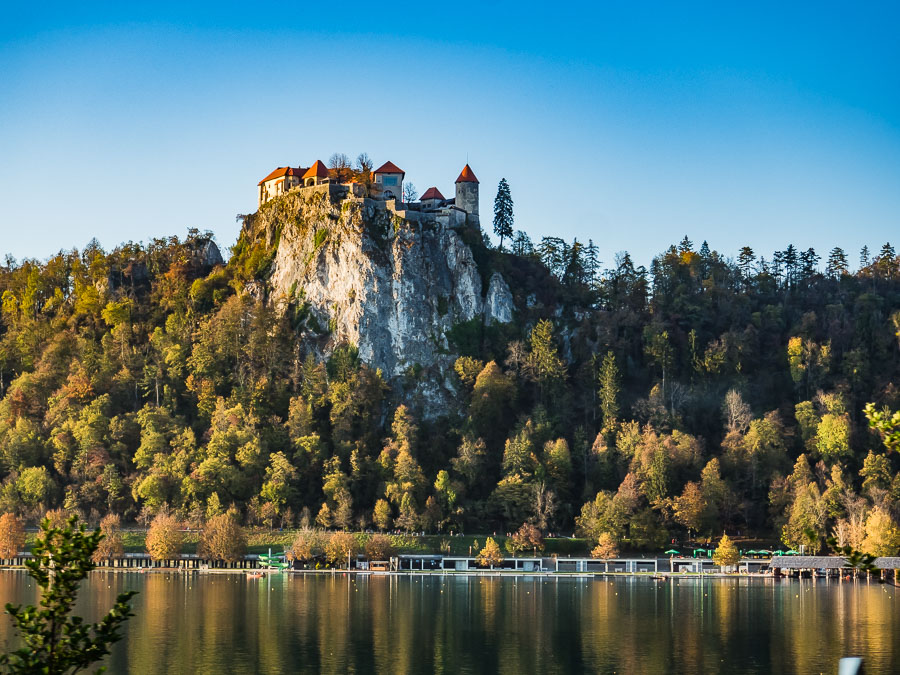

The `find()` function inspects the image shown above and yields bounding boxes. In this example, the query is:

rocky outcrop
[483,272,514,324]
[245,186,513,415]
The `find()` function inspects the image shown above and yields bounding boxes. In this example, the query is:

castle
[257,160,480,228]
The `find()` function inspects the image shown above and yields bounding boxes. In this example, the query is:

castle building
[373,161,404,201]
[258,166,306,205]
[256,158,479,228]
[303,160,330,187]
[454,164,479,217]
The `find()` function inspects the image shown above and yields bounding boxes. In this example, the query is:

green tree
[0,517,136,674]
[373,499,392,531]
[492,178,514,250]
[525,320,566,402]
[597,351,620,429]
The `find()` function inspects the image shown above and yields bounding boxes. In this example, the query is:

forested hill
[0,223,899,554]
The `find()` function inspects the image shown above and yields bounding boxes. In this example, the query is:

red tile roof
[303,160,330,179]
[374,161,404,176]
[258,166,306,186]
[420,187,445,201]
[455,164,479,184]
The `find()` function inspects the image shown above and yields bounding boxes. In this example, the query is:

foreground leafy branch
[0,517,137,674]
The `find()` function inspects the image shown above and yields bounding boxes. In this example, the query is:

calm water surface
[1,571,898,674]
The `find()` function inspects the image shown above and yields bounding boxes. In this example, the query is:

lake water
[1,571,898,673]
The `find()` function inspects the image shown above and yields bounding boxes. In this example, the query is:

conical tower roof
[455,164,479,184]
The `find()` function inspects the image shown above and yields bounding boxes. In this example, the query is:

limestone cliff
[241,185,514,414]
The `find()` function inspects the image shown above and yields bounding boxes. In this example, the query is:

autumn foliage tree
[146,512,184,562]
[199,510,247,563]
[364,533,395,561]
[476,537,504,568]
[0,512,25,559]
[92,513,124,563]
[713,533,740,569]
[506,522,544,556]
[325,531,358,568]
[591,532,619,559]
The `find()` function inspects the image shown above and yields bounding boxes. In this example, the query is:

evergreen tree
[783,245,798,286]
[597,351,620,429]
[737,246,755,285]
[799,248,820,280]
[492,178,514,250]
[826,247,848,278]
[859,245,870,269]
[511,230,534,257]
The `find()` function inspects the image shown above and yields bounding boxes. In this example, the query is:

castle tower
[455,164,479,219]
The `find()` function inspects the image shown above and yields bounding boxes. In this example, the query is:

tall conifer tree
[493,178,514,250]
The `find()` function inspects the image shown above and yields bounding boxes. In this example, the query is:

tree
[402,182,418,203]
[674,482,705,536]
[826,247,848,278]
[373,499,392,531]
[713,533,740,569]
[492,178,514,250]
[864,403,900,453]
[0,512,25,559]
[364,534,395,561]
[525,320,566,401]
[506,522,544,556]
[597,351,620,429]
[0,517,136,674]
[199,510,247,563]
[590,532,619,559]
[146,512,183,562]
[722,389,752,434]
[324,531,357,568]
[288,528,323,563]
[737,246,755,284]
[862,507,900,557]
[476,537,504,568]
[92,514,124,563]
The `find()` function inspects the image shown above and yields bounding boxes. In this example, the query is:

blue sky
[1,2,898,268]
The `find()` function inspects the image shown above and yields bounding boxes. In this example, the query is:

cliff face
[244,186,514,414]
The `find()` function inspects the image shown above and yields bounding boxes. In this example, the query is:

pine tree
[678,236,693,253]
[492,178,514,250]
[825,247,848,278]
[737,246,755,285]
[783,245,798,286]
[799,248,820,280]
[859,245,870,270]
[511,230,533,256]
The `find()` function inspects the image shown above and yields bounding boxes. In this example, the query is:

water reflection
[0,572,897,674]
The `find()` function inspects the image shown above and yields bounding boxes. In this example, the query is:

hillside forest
[1,216,899,555]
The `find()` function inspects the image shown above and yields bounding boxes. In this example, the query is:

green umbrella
[664,549,680,555]
[758,549,772,555]
[745,550,758,555]
[785,550,799,555]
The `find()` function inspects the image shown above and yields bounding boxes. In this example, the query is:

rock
[483,272,514,324]
[248,188,502,417]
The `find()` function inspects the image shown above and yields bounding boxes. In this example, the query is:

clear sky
[1,1,898,269]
